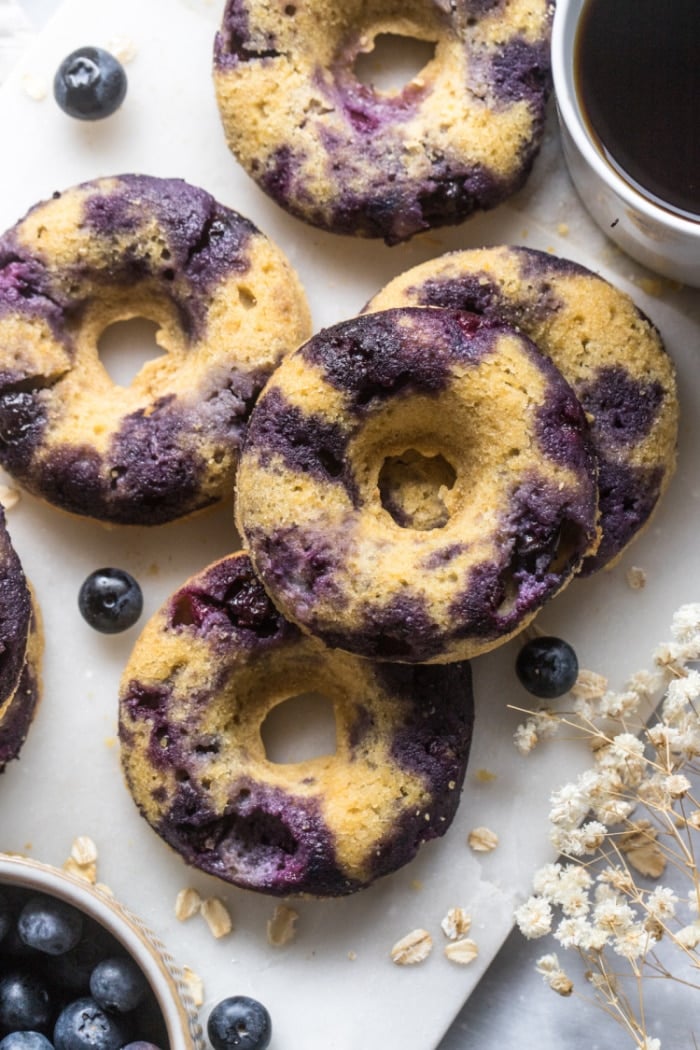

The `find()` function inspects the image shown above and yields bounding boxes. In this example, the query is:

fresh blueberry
[78,568,143,634]
[53,998,129,1050]
[0,1033,55,1050]
[53,47,127,121]
[0,971,53,1037]
[207,997,272,1050]
[89,956,147,1014]
[18,895,84,956]
[515,635,579,699]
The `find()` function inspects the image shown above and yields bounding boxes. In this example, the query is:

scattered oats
[62,857,97,884]
[347,950,357,961]
[0,485,20,510]
[571,669,608,701]
[467,826,499,852]
[70,836,98,866]
[444,938,479,965]
[104,736,117,749]
[390,928,433,965]
[410,879,423,891]
[182,966,204,1007]
[474,768,497,783]
[626,566,647,590]
[175,887,202,922]
[267,904,299,947]
[201,897,232,939]
[20,72,47,101]
[557,223,569,237]
[105,35,138,63]
[441,907,472,940]
[636,276,667,297]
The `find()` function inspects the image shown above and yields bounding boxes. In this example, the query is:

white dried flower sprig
[513,603,700,1050]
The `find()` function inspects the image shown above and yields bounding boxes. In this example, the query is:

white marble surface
[1,3,698,1048]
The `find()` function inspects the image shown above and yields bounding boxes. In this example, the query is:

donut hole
[353,33,436,93]
[378,449,457,530]
[261,691,337,764]
[98,317,167,387]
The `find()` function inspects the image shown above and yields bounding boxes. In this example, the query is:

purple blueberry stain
[580,366,665,447]
[580,460,665,576]
[321,591,444,663]
[213,0,281,69]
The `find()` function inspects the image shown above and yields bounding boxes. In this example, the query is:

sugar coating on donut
[0,509,42,771]
[119,552,474,897]
[0,174,311,525]
[235,307,600,663]
[365,246,679,574]
[213,0,554,243]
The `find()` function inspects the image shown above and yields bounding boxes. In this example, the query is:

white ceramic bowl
[0,853,203,1050]
[551,0,700,287]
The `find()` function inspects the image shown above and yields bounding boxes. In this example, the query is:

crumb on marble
[626,566,647,590]
[20,72,47,101]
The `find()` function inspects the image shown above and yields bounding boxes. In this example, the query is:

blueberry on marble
[18,894,84,956]
[0,1033,55,1050]
[53,998,129,1050]
[207,997,272,1050]
[516,636,579,699]
[0,971,53,1038]
[54,47,127,120]
[89,956,147,1014]
[78,568,143,634]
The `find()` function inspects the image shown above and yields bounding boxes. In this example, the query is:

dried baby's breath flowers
[513,603,700,1050]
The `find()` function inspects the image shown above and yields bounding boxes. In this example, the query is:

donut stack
[121,244,678,898]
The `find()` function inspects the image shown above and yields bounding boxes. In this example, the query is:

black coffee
[575,0,700,220]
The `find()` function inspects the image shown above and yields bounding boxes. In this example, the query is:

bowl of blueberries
[0,853,202,1050]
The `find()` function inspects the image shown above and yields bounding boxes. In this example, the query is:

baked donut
[213,0,554,243]
[0,507,43,771]
[0,175,311,525]
[118,552,474,898]
[235,307,600,664]
[365,246,679,573]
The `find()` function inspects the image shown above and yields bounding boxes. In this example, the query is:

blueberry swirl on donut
[213,0,554,243]
[119,552,475,897]
[235,307,600,663]
[0,175,311,525]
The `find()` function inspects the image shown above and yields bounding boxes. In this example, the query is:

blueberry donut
[0,508,43,771]
[213,0,554,243]
[365,246,679,573]
[118,552,474,897]
[235,308,600,664]
[0,175,311,525]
